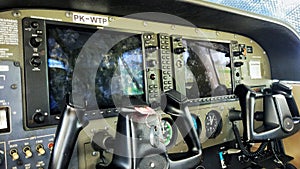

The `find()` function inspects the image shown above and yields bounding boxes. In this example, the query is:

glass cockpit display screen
[183,40,232,99]
[47,25,144,114]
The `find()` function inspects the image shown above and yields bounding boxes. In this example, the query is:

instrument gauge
[205,110,222,139]
[161,118,177,149]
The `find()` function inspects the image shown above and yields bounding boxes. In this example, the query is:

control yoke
[48,104,88,169]
[50,90,202,169]
[98,90,202,169]
[232,82,300,142]
[163,90,203,169]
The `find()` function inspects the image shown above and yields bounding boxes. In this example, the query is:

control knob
[174,47,185,54]
[31,22,39,29]
[29,36,43,48]
[30,56,42,67]
[33,112,45,123]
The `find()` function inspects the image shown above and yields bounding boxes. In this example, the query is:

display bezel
[23,18,147,128]
[182,37,234,102]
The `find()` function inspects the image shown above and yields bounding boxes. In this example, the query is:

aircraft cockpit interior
[0,0,300,168]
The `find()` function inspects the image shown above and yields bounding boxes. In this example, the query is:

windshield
[206,0,300,34]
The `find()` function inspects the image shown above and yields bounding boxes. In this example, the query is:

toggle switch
[36,144,46,155]
[9,148,20,161]
[23,146,33,158]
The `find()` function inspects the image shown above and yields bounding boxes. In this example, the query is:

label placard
[72,13,109,26]
[249,60,262,79]
[0,19,18,45]
[0,109,8,130]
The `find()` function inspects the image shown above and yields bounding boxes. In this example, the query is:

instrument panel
[0,9,272,169]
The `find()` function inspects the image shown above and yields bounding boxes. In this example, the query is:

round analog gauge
[205,110,222,139]
[161,118,177,149]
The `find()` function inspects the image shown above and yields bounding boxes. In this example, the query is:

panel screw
[11,84,17,89]
[109,17,114,22]
[14,62,20,67]
[65,12,72,18]
[12,11,21,18]
[92,151,99,156]
[143,21,148,27]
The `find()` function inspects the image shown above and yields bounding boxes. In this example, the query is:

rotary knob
[33,112,45,123]
[174,47,185,54]
[30,56,42,67]
[29,36,43,48]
